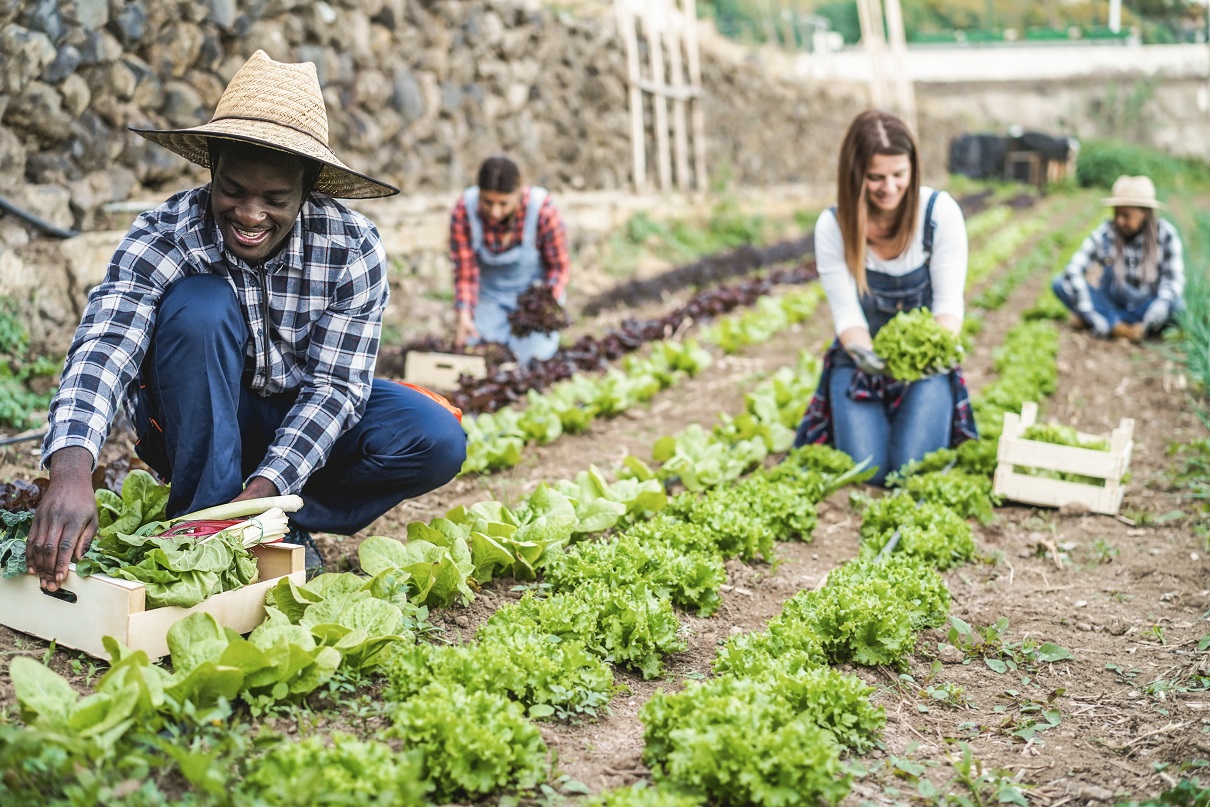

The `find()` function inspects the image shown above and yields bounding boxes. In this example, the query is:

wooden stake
[682,0,707,191]
[855,0,888,108]
[666,12,691,190]
[644,8,673,191]
[882,0,917,129]
[616,0,647,190]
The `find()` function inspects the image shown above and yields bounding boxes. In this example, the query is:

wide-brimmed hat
[1101,175,1164,210]
[130,50,398,199]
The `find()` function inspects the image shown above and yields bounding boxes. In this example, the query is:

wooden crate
[403,351,486,390]
[0,543,303,660]
[993,402,1135,515]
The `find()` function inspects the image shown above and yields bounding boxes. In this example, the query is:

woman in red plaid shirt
[449,156,571,364]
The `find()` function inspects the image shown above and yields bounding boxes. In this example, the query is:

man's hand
[27,447,98,592]
[847,345,886,376]
[231,476,280,503]
[453,308,478,350]
[1142,298,1170,331]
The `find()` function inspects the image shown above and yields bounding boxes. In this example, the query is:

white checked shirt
[1062,218,1185,310]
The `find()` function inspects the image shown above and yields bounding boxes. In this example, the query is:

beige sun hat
[129,50,398,199]
[1101,175,1164,210]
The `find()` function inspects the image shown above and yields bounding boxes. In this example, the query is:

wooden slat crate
[993,401,1135,516]
[403,351,487,390]
[0,543,303,660]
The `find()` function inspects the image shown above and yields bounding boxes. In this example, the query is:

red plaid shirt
[449,187,570,310]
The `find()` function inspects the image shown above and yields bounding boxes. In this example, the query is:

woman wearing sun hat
[28,50,467,590]
[1052,174,1185,342]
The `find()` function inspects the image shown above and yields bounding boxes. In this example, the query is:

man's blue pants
[132,275,467,534]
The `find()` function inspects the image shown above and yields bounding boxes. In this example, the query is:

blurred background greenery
[697,0,1210,50]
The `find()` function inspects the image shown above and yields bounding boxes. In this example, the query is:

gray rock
[159,80,206,128]
[107,0,146,48]
[44,43,81,83]
[122,55,162,110]
[58,73,91,117]
[24,151,72,184]
[77,29,122,65]
[204,0,236,28]
[0,125,25,180]
[8,183,73,232]
[195,31,223,72]
[72,0,108,32]
[391,68,425,123]
[145,24,204,79]
[68,111,119,172]
[439,82,462,114]
[4,81,73,143]
[1,23,56,95]
[21,0,63,42]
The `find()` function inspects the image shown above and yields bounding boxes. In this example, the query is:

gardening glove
[1142,298,1170,331]
[847,345,886,376]
[1080,307,1110,338]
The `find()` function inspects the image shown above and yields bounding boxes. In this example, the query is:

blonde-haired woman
[1052,174,1185,342]
[795,109,977,484]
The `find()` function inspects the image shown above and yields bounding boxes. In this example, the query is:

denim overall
[465,186,561,364]
[827,191,955,483]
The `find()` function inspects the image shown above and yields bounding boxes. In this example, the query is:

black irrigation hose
[0,193,80,239]
[0,430,47,448]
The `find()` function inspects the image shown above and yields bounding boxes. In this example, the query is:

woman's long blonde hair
[1110,209,1160,289]
[836,110,921,295]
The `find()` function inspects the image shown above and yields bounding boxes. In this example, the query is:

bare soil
[1,192,1207,805]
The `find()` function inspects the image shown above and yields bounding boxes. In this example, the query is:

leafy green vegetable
[386,681,547,802]
[76,526,257,609]
[872,308,963,381]
[543,531,726,617]
[383,633,614,719]
[479,581,686,679]
[0,509,34,578]
[240,733,428,806]
[358,534,474,607]
[1022,422,1110,451]
[640,670,876,805]
[94,469,169,540]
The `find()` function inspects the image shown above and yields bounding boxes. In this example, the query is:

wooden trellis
[615,0,707,192]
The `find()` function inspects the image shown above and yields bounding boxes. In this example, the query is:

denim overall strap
[859,190,940,337]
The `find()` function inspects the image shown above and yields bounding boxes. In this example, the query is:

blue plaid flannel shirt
[42,186,389,496]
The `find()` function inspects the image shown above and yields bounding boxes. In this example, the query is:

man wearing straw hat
[1052,174,1186,342]
[28,50,467,590]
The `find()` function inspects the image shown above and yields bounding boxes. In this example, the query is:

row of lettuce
[2,193,1094,805]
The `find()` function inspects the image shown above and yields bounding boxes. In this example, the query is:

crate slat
[0,543,303,660]
[403,351,486,389]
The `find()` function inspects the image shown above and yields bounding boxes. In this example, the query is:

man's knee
[158,275,243,343]
[419,412,468,486]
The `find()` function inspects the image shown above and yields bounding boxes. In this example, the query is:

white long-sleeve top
[816,187,968,336]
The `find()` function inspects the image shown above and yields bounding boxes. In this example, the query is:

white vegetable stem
[170,495,304,523]
[197,507,291,548]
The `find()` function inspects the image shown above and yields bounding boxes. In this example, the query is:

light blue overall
[465,186,561,364]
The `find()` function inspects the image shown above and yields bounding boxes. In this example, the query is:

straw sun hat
[1101,175,1164,210]
[130,50,398,199]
